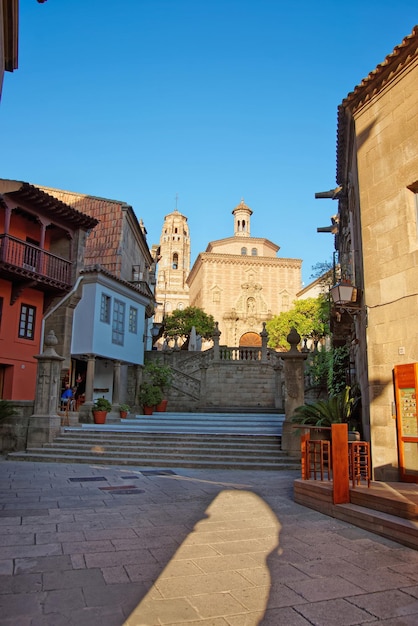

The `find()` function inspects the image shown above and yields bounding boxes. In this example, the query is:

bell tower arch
[232,198,253,238]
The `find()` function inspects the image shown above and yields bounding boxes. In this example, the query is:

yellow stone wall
[353,56,418,479]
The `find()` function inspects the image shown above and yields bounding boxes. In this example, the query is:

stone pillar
[26,330,65,447]
[212,322,221,360]
[280,328,308,456]
[78,354,95,423]
[112,360,121,407]
[260,322,268,362]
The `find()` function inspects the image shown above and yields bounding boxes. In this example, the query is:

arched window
[178,302,184,310]
[251,248,258,256]
[242,220,246,231]
[172,253,178,269]
[241,247,247,255]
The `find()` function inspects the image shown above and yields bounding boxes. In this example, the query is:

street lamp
[330,281,357,306]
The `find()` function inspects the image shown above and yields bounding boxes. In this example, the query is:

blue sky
[1,1,416,285]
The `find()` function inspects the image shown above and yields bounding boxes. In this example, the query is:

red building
[0,179,97,400]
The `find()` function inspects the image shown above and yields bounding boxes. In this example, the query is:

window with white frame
[112,299,125,345]
[129,306,138,333]
[100,294,111,323]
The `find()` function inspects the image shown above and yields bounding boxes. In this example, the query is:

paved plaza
[0,458,418,625]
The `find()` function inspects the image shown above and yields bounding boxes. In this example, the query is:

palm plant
[291,386,355,427]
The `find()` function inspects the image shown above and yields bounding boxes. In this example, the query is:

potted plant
[144,360,173,412]
[138,382,163,415]
[92,397,112,424]
[119,403,130,419]
[290,386,356,440]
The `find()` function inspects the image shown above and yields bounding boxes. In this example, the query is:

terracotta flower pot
[156,399,168,412]
[143,405,153,415]
[119,411,128,419]
[93,410,107,424]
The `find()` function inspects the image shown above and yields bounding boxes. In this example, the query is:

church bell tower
[154,205,190,323]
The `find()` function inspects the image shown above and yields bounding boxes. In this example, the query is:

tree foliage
[163,306,216,340]
[266,296,330,351]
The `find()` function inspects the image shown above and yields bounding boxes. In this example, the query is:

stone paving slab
[0,458,418,625]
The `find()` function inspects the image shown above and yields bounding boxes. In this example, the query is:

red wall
[0,279,43,400]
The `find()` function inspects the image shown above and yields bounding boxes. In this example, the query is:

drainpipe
[40,275,84,351]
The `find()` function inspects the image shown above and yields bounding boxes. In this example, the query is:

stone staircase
[8,412,301,471]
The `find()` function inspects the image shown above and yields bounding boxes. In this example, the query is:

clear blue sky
[1,1,416,285]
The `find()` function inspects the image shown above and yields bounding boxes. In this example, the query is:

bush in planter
[290,386,357,436]
[144,360,173,392]
[119,403,130,418]
[93,398,112,412]
[92,397,112,424]
[138,383,163,412]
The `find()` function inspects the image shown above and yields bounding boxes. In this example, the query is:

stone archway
[239,332,261,347]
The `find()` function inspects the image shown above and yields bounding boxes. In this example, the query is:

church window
[172,253,178,269]
[174,227,178,234]
[251,248,258,256]
[178,302,184,310]
[242,220,246,231]
[241,247,247,255]
[213,291,220,303]
[282,294,290,311]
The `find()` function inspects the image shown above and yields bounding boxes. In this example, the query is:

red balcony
[0,234,72,291]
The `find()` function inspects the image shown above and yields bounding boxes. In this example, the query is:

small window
[112,299,125,345]
[172,252,178,269]
[19,304,36,339]
[178,302,184,310]
[100,294,111,323]
[129,306,138,333]
[241,247,247,255]
[251,248,258,256]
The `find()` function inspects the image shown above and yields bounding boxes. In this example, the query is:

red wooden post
[331,424,350,504]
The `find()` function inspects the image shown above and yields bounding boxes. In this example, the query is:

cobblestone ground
[0,459,418,625]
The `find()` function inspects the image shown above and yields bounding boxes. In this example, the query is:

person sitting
[60,383,73,411]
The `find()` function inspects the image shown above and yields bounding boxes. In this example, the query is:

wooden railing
[0,234,71,286]
[300,424,371,503]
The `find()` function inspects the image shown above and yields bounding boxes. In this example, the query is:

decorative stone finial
[287,327,301,352]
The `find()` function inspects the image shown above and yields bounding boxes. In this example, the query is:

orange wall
[0,279,43,400]
[1,208,51,249]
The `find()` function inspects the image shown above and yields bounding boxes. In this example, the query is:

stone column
[280,328,308,456]
[260,322,268,362]
[112,360,121,408]
[78,354,95,423]
[212,322,221,361]
[26,330,65,447]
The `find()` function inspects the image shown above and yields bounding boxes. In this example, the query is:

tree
[163,306,216,345]
[266,296,330,351]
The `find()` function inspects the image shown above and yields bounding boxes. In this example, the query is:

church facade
[186,200,302,346]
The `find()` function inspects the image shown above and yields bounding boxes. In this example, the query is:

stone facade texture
[336,26,418,480]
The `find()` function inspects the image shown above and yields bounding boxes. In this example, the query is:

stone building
[154,207,190,324]
[332,26,418,481]
[186,199,302,346]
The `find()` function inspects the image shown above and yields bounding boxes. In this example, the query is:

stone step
[8,451,301,471]
[8,412,299,471]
